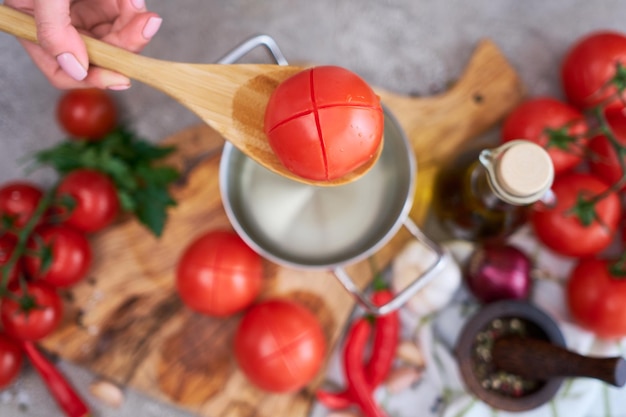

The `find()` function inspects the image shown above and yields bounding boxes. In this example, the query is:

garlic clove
[396,340,425,368]
[326,411,361,417]
[392,241,462,317]
[384,366,424,394]
[89,378,125,408]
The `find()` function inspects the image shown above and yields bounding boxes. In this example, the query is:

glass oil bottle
[432,140,555,242]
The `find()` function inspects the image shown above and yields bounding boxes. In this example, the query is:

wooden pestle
[492,336,626,387]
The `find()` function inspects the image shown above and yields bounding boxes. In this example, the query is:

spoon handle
[492,336,626,387]
[0,5,37,42]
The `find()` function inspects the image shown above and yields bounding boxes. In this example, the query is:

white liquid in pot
[239,157,392,260]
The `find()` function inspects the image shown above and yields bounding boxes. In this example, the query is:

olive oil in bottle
[432,140,554,242]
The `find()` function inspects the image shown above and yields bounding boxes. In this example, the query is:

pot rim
[219,104,416,271]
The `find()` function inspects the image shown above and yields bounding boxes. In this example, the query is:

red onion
[465,244,532,303]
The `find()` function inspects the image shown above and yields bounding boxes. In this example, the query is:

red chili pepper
[366,290,399,387]
[21,341,91,417]
[316,289,399,411]
[343,318,388,417]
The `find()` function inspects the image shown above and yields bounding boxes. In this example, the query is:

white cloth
[312,226,626,417]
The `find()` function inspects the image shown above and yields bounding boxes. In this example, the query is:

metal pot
[218,36,444,314]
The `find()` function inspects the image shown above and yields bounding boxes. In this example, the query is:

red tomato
[176,230,263,317]
[56,88,117,140]
[264,66,383,181]
[0,181,43,228]
[56,169,120,233]
[0,333,23,388]
[0,282,63,341]
[530,173,621,257]
[234,299,326,393]
[562,31,626,111]
[501,97,588,174]
[567,257,626,339]
[588,109,626,189]
[0,234,21,286]
[24,225,92,288]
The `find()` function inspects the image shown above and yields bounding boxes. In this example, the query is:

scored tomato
[501,97,588,175]
[567,257,626,339]
[24,225,92,288]
[176,230,263,317]
[56,88,117,140]
[0,234,22,286]
[561,31,626,111]
[530,172,621,257]
[0,181,43,229]
[56,169,120,233]
[0,282,63,341]
[264,66,383,181]
[588,109,626,189]
[0,333,23,388]
[234,299,326,393]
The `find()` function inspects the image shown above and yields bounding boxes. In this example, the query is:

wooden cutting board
[40,39,524,417]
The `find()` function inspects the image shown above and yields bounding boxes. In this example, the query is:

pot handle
[216,34,288,65]
[215,36,445,315]
[333,217,445,315]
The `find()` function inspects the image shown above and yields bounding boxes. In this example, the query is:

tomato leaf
[609,253,626,278]
[569,193,598,227]
[1,215,16,232]
[37,243,54,276]
[28,126,180,237]
[611,62,626,95]
[544,127,578,150]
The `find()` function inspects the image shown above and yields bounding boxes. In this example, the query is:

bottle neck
[478,141,555,206]
[468,161,520,210]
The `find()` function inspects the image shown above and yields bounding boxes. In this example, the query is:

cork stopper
[479,140,554,206]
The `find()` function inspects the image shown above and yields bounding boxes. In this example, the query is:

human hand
[5,0,162,89]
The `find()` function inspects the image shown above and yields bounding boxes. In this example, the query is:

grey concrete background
[1,1,625,416]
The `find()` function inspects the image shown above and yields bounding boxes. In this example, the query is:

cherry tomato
[0,234,21,286]
[567,257,626,339]
[0,181,43,229]
[0,282,63,341]
[501,97,588,174]
[234,299,326,393]
[562,31,626,111]
[0,333,23,388]
[24,225,92,288]
[530,173,621,257]
[588,109,626,189]
[264,66,383,181]
[56,88,117,140]
[56,169,120,233]
[176,230,263,317]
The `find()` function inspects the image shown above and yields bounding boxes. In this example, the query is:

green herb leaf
[28,125,180,237]
[133,184,177,237]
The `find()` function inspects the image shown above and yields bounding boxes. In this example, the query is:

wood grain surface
[39,39,524,417]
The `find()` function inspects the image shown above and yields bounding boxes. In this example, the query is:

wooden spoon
[0,4,380,186]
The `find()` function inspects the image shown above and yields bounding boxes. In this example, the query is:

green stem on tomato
[0,187,56,296]
[561,104,626,231]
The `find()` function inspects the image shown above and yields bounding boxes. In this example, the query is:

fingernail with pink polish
[57,52,88,81]
[107,84,131,91]
[131,0,145,10]
[142,17,162,40]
